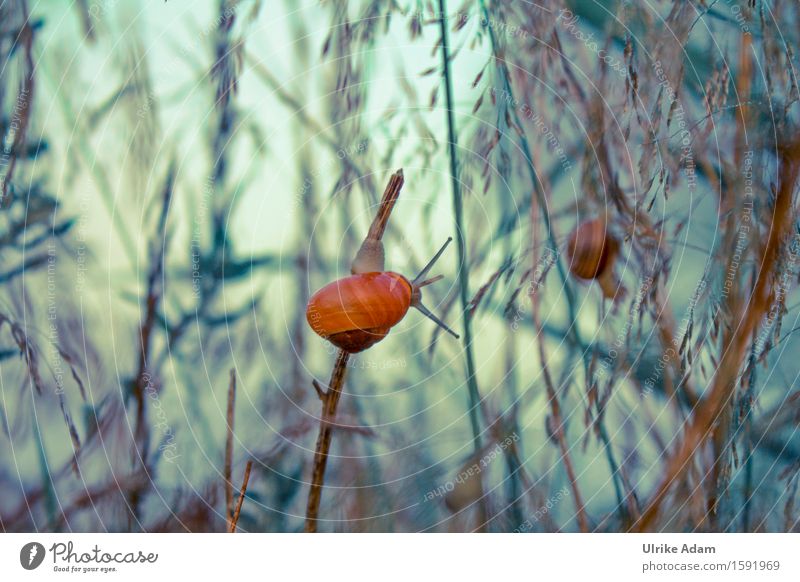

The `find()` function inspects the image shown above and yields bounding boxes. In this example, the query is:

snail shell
[444,459,484,513]
[567,218,620,299]
[305,272,412,353]
[567,219,618,280]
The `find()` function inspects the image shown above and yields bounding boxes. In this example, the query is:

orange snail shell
[305,272,413,353]
[566,218,620,299]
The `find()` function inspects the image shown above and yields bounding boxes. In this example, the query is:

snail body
[567,218,622,300]
[306,237,459,353]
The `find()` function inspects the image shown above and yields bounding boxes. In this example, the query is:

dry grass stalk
[478,0,634,522]
[634,140,800,531]
[531,277,590,532]
[133,164,175,456]
[706,33,756,527]
[304,170,404,532]
[304,349,350,532]
[229,460,253,533]
[225,368,236,523]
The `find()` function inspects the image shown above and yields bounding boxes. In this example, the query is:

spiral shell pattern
[306,271,412,352]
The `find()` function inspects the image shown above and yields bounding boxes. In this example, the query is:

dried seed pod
[567,218,621,300]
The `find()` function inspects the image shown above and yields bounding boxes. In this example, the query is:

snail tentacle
[411,237,453,286]
[411,299,460,339]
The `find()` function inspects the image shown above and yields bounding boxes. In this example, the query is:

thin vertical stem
[477,0,629,520]
[224,368,236,523]
[532,290,590,530]
[438,0,488,532]
[437,0,482,455]
[304,170,404,532]
[304,349,350,532]
[229,460,253,533]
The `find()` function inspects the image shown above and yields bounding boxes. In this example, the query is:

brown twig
[707,33,755,528]
[304,349,350,532]
[304,170,404,533]
[126,162,175,527]
[634,140,800,531]
[365,170,404,241]
[225,368,236,523]
[228,460,253,533]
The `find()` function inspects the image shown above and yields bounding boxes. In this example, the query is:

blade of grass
[437,0,482,455]
[438,0,488,531]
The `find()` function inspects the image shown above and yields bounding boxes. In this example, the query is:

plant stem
[224,368,236,523]
[439,0,488,532]
[532,303,590,532]
[477,0,629,521]
[304,170,404,532]
[229,460,253,533]
[438,0,482,455]
[634,141,800,531]
[304,349,350,532]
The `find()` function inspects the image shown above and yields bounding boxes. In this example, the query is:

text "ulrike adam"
[643,543,716,554]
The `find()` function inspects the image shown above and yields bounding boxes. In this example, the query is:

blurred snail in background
[443,456,484,514]
[566,218,622,300]
[305,235,459,353]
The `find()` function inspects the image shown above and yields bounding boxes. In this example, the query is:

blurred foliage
[0,0,799,533]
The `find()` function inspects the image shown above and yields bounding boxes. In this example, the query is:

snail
[443,455,484,513]
[566,218,622,300]
[305,236,459,353]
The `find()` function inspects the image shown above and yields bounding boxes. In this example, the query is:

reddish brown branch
[634,140,800,531]
[304,349,350,532]
[229,460,253,533]
[366,169,404,242]
[304,170,404,533]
